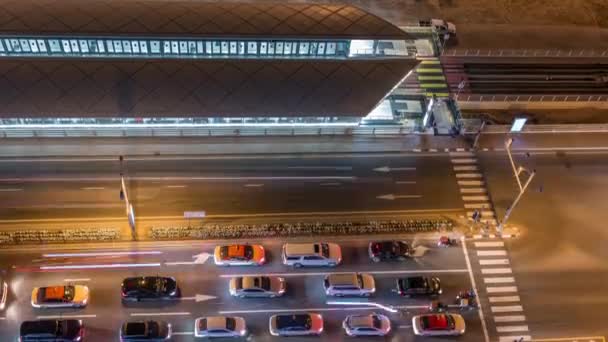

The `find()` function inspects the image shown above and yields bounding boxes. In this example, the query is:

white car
[194,316,247,338]
[412,313,466,336]
[343,313,391,337]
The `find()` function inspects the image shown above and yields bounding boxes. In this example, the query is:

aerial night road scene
[0,0,607,341]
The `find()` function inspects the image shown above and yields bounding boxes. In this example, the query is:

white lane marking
[131,312,190,317]
[81,187,105,190]
[219,269,468,278]
[43,251,162,257]
[165,185,186,188]
[458,180,485,186]
[477,250,507,256]
[172,332,194,335]
[395,181,416,184]
[454,165,478,171]
[480,259,509,265]
[398,325,412,329]
[376,194,422,200]
[486,286,518,293]
[481,268,512,275]
[496,325,528,332]
[373,166,416,172]
[0,176,357,182]
[219,305,426,315]
[465,203,492,209]
[451,158,477,164]
[0,188,23,192]
[0,317,5,320]
[475,241,505,248]
[484,277,515,284]
[455,173,483,178]
[37,314,97,319]
[287,166,353,171]
[320,183,341,186]
[41,263,161,270]
[494,315,526,323]
[64,278,91,282]
[460,188,486,193]
[449,151,475,157]
[492,305,524,313]
[461,238,490,342]
[462,195,490,201]
[489,296,520,303]
[244,184,264,187]
[498,336,531,342]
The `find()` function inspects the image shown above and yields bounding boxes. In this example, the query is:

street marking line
[419,60,441,65]
[418,75,445,80]
[461,188,486,193]
[496,324,528,332]
[451,158,477,164]
[244,184,264,187]
[461,238,491,342]
[420,83,449,88]
[463,195,490,201]
[465,203,492,209]
[481,268,512,274]
[499,336,531,342]
[480,259,510,265]
[490,296,521,303]
[459,180,485,186]
[64,278,91,282]
[494,315,526,322]
[486,286,518,293]
[491,305,524,313]
[220,305,426,315]
[467,211,494,217]
[81,187,105,190]
[416,68,443,73]
[41,263,161,270]
[449,151,475,157]
[0,176,357,182]
[484,277,515,284]
[43,251,163,257]
[454,165,478,171]
[220,269,468,278]
[287,166,353,171]
[37,314,97,319]
[456,173,483,178]
[531,337,606,342]
[172,332,194,335]
[131,312,190,317]
[165,185,186,188]
[475,241,505,248]
[477,250,507,256]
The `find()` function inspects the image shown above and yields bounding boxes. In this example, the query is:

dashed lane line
[131,312,190,317]
[460,188,486,193]
[465,203,492,209]
[220,305,427,315]
[451,158,478,164]
[38,314,97,319]
[494,315,526,323]
[455,173,483,178]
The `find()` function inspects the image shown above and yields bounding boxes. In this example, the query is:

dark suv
[121,276,179,302]
[20,319,84,342]
[120,320,171,341]
[368,241,411,262]
[396,276,442,297]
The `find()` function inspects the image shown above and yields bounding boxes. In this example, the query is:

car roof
[424,314,450,329]
[242,276,265,289]
[21,320,59,334]
[284,243,319,255]
[327,273,358,285]
[205,316,228,329]
[348,315,374,328]
[41,286,68,300]
[276,314,310,329]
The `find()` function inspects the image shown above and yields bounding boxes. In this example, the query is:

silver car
[229,276,286,298]
[323,273,375,297]
[194,316,247,338]
[343,313,391,337]
[269,313,324,336]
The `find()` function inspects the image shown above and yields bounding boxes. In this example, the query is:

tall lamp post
[119,156,136,240]
[497,138,535,233]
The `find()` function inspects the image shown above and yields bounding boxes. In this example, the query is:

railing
[462,119,608,134]
[443,48,608,58]
[0,125,424,138]
[455,94,608,102]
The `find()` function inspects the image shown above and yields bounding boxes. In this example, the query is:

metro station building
[0,1,419,128]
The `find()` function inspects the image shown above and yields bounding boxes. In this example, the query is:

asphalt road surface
[0,154,463,220]
[0,236,484,341]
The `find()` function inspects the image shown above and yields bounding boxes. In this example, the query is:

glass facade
[0,36,414,59]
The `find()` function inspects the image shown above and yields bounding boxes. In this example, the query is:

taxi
[214,244,266,266]
[31,285,89,308]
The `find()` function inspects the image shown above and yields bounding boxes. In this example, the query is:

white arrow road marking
[131,312,190,317]
[373,166,416,172]
[165,252,211,266]
[376,194,422,200]
[181,294,217,302]
[37,314,97,319]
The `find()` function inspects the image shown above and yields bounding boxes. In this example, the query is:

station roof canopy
[0,1,410,40]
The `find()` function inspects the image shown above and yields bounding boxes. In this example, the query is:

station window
[61,40,71,53]
[106,40,114,53]
[268,42,275,54]
[318,42,325,55]
[196,41,204,54]
[139,41,147,53]
[284,42,291,55]
[247,41,257,55]
[188,41,196,54]
[276,42,283,55]
[212,41,220,54]
[260,42,267,55]
[299,42,309,55]
[131,41,139,53]
[29,39,39,53]
[79,40,88,53]
[20,39,30,52]
[162,41,170,54]
[229,41,236,54]
[150,41,160,53]
[122,40,132,53]
[326,42,336,55]
[113,40,122,53]
[171,41,178,54]
[179,41,187,54]
[70,40,79,52]
[0,40,4,52]
[221,41,228,54]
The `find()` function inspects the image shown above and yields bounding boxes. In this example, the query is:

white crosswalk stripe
[477,250,507,256]
[484,277,515,284]
[454,165,478,171]
[489,296,520,303]
[479,258,510,265]
[449,151,475,157]
[481,268,512,274]
[494,315,526,323]
[475,241,505,248]
[458,180,485,186]
[496,325,528,332]
[460,188,486,193]
[464,202,491,209]
[462,195,490,201]
[456,173,483,178]
[498,336,531,342]
[486,286,518,293]
[451,158,477,164]
[467,210,495,217]
[491,305,524,313]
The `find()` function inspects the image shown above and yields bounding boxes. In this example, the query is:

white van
[282,243,342,268]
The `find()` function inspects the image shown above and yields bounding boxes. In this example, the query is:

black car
[20,319,84,342]
[120,320,171,341]
[396,276,442,297]
[121,276,179,302]
[368,241,411,262]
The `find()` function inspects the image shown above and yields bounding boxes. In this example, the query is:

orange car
[214,245,265,266]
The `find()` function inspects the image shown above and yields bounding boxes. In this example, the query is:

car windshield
[372,315,382,329]
[255,277,271,290]
[356,274,364,287]
[277,315,312,330]
[127,322,147,335]
[42,286,74,302]
[422,315,455,330]
[320,243,330,257]
[153,278,167,293]
[225,317,236,331]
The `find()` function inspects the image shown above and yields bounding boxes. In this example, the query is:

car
[282,242,341,268]
[19,319,84,342]
[323,273,375,297]
[121,276,179,302]
[31,285,89,308]
[194,316,247,338]
[0,274,8,310]
[214,244,266,266]
[269,313,324,336]
[229,276,286,298]
[120,320,171,341]
[342,313,391,337]
[396,276,441,297]
[412,313,465,337]
[368,241,411,262]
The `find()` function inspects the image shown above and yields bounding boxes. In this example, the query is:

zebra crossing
[449,151,497,226]
[416,57,450,98]
[472,239,531,342]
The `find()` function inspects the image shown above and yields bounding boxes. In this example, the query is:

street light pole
[497,138,535,233]
[119,156,136,240]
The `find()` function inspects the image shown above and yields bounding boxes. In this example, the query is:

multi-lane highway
[0,236,486,341]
